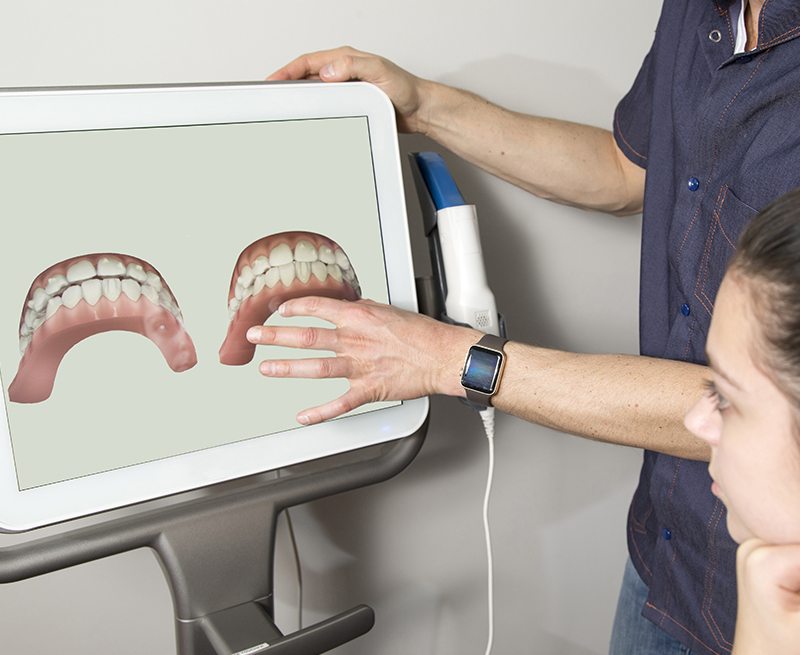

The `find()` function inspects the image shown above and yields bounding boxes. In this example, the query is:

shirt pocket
[693,185,757,319]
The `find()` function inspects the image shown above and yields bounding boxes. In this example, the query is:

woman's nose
[684,393,722,446]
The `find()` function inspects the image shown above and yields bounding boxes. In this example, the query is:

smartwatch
[460,334,508,407]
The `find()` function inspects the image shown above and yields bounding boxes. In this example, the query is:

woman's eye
[703,379,730,411]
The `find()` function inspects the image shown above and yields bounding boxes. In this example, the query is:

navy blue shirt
[614,1,800,653]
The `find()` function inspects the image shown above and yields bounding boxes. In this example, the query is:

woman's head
[684,188,800,545]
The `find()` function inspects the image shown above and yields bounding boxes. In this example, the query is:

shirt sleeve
[614,47,655,169]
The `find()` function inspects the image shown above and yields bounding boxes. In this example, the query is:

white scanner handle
[437,204,499,336]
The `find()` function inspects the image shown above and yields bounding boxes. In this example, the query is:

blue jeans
[609,558,692,654]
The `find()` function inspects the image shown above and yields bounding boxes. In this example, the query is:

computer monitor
[0,81,428,531]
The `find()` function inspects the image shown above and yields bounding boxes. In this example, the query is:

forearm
[482,342,710,460]
[418,81,645,216]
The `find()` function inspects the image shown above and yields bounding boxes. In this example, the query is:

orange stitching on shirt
[629,522,654,578]
[701,499,734,649]
[614,111,647,161]
[760,23,800,48]
[645,602,728,655]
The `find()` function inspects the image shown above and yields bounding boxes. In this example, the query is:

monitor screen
[0,83,428,530]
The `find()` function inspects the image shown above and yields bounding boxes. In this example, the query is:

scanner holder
[409,152,507,338]
[410,152,507,413]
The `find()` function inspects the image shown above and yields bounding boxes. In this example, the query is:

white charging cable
[479,407,496,655]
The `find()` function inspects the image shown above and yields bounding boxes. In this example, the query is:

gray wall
[0,1,660,653]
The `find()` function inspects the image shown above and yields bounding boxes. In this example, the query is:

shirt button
[708,29,722,43]
[681,303,691,316]
[688,177,700,192]
[663,528,672,541]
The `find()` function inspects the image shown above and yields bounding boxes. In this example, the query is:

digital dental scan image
[9,254,196,404]
[0,115,394,490]
[220,231,361,366]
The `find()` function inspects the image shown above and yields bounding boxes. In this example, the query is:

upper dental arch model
[219,231,361,366]
[8,231,361,403]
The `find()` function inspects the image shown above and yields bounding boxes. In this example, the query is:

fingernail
[297,414,310,425]
[278,303,287,316]
[259,361,273,375]
[320,63,335,79]
[247,326,262,342]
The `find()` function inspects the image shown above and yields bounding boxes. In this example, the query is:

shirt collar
[716,0,800,51]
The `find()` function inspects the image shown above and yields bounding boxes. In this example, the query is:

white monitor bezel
[0,81,428,532]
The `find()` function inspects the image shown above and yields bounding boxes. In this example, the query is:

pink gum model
[219,231,361,366]
[9,253,197,404]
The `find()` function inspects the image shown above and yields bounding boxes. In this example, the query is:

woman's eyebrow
[706,351,743,391]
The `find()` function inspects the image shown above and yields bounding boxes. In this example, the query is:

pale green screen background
[0,118,393,489]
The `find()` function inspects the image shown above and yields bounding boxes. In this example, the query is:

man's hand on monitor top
[246,296,478,424]
[267,46,430,134]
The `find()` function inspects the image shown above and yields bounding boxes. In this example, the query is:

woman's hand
[732,538,800,654]
[246,297,480,424]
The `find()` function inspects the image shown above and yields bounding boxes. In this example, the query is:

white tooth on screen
[46,296,63,319]
[251,256,269,275]
[294,240,318,263]
[126,263,148,283]
[20,323,32,337]
[24,309,38,329]
[239,266,255,288]
[145,272,162,290]
[234,283,245,300]
[269,243,293,267]
[81,279,103,306]
[279,263,295,287]
[31,288,50,312]
[141,284,159,304]
[61,285,83,309]
[334,249,351,270]
[158,290,176,312]
[66,260,96,283]
[121,279,142,301]
[45,275,69,295]
[265,267,281,288]
[319,245,336,265]
[97,257,126,277]
[242,287,253,300]
[229,297,241,312]
[19,335,31,354]
[327,264,343,283]
[296,261,311,284]
[343,268,356,283]
[253,274,266,296]
[32,316,44,330]
[311,261,327,282]
[102,278,122,302]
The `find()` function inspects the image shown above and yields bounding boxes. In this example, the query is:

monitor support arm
[0,414,427,655]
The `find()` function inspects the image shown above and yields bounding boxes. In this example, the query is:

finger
[266,52,322,81]
[296,388,370,425]
[258,356,352,380]
[277,295,354,323]
[266,46,362,81]
[246,325,338,350]
[749,544,800,594]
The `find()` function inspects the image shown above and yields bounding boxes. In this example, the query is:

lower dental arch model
[219,231,361,366]
[9,254,197,404]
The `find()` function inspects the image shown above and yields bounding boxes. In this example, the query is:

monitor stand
[0,421,426,655]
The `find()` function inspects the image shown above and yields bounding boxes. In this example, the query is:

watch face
[461,346,502,394]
